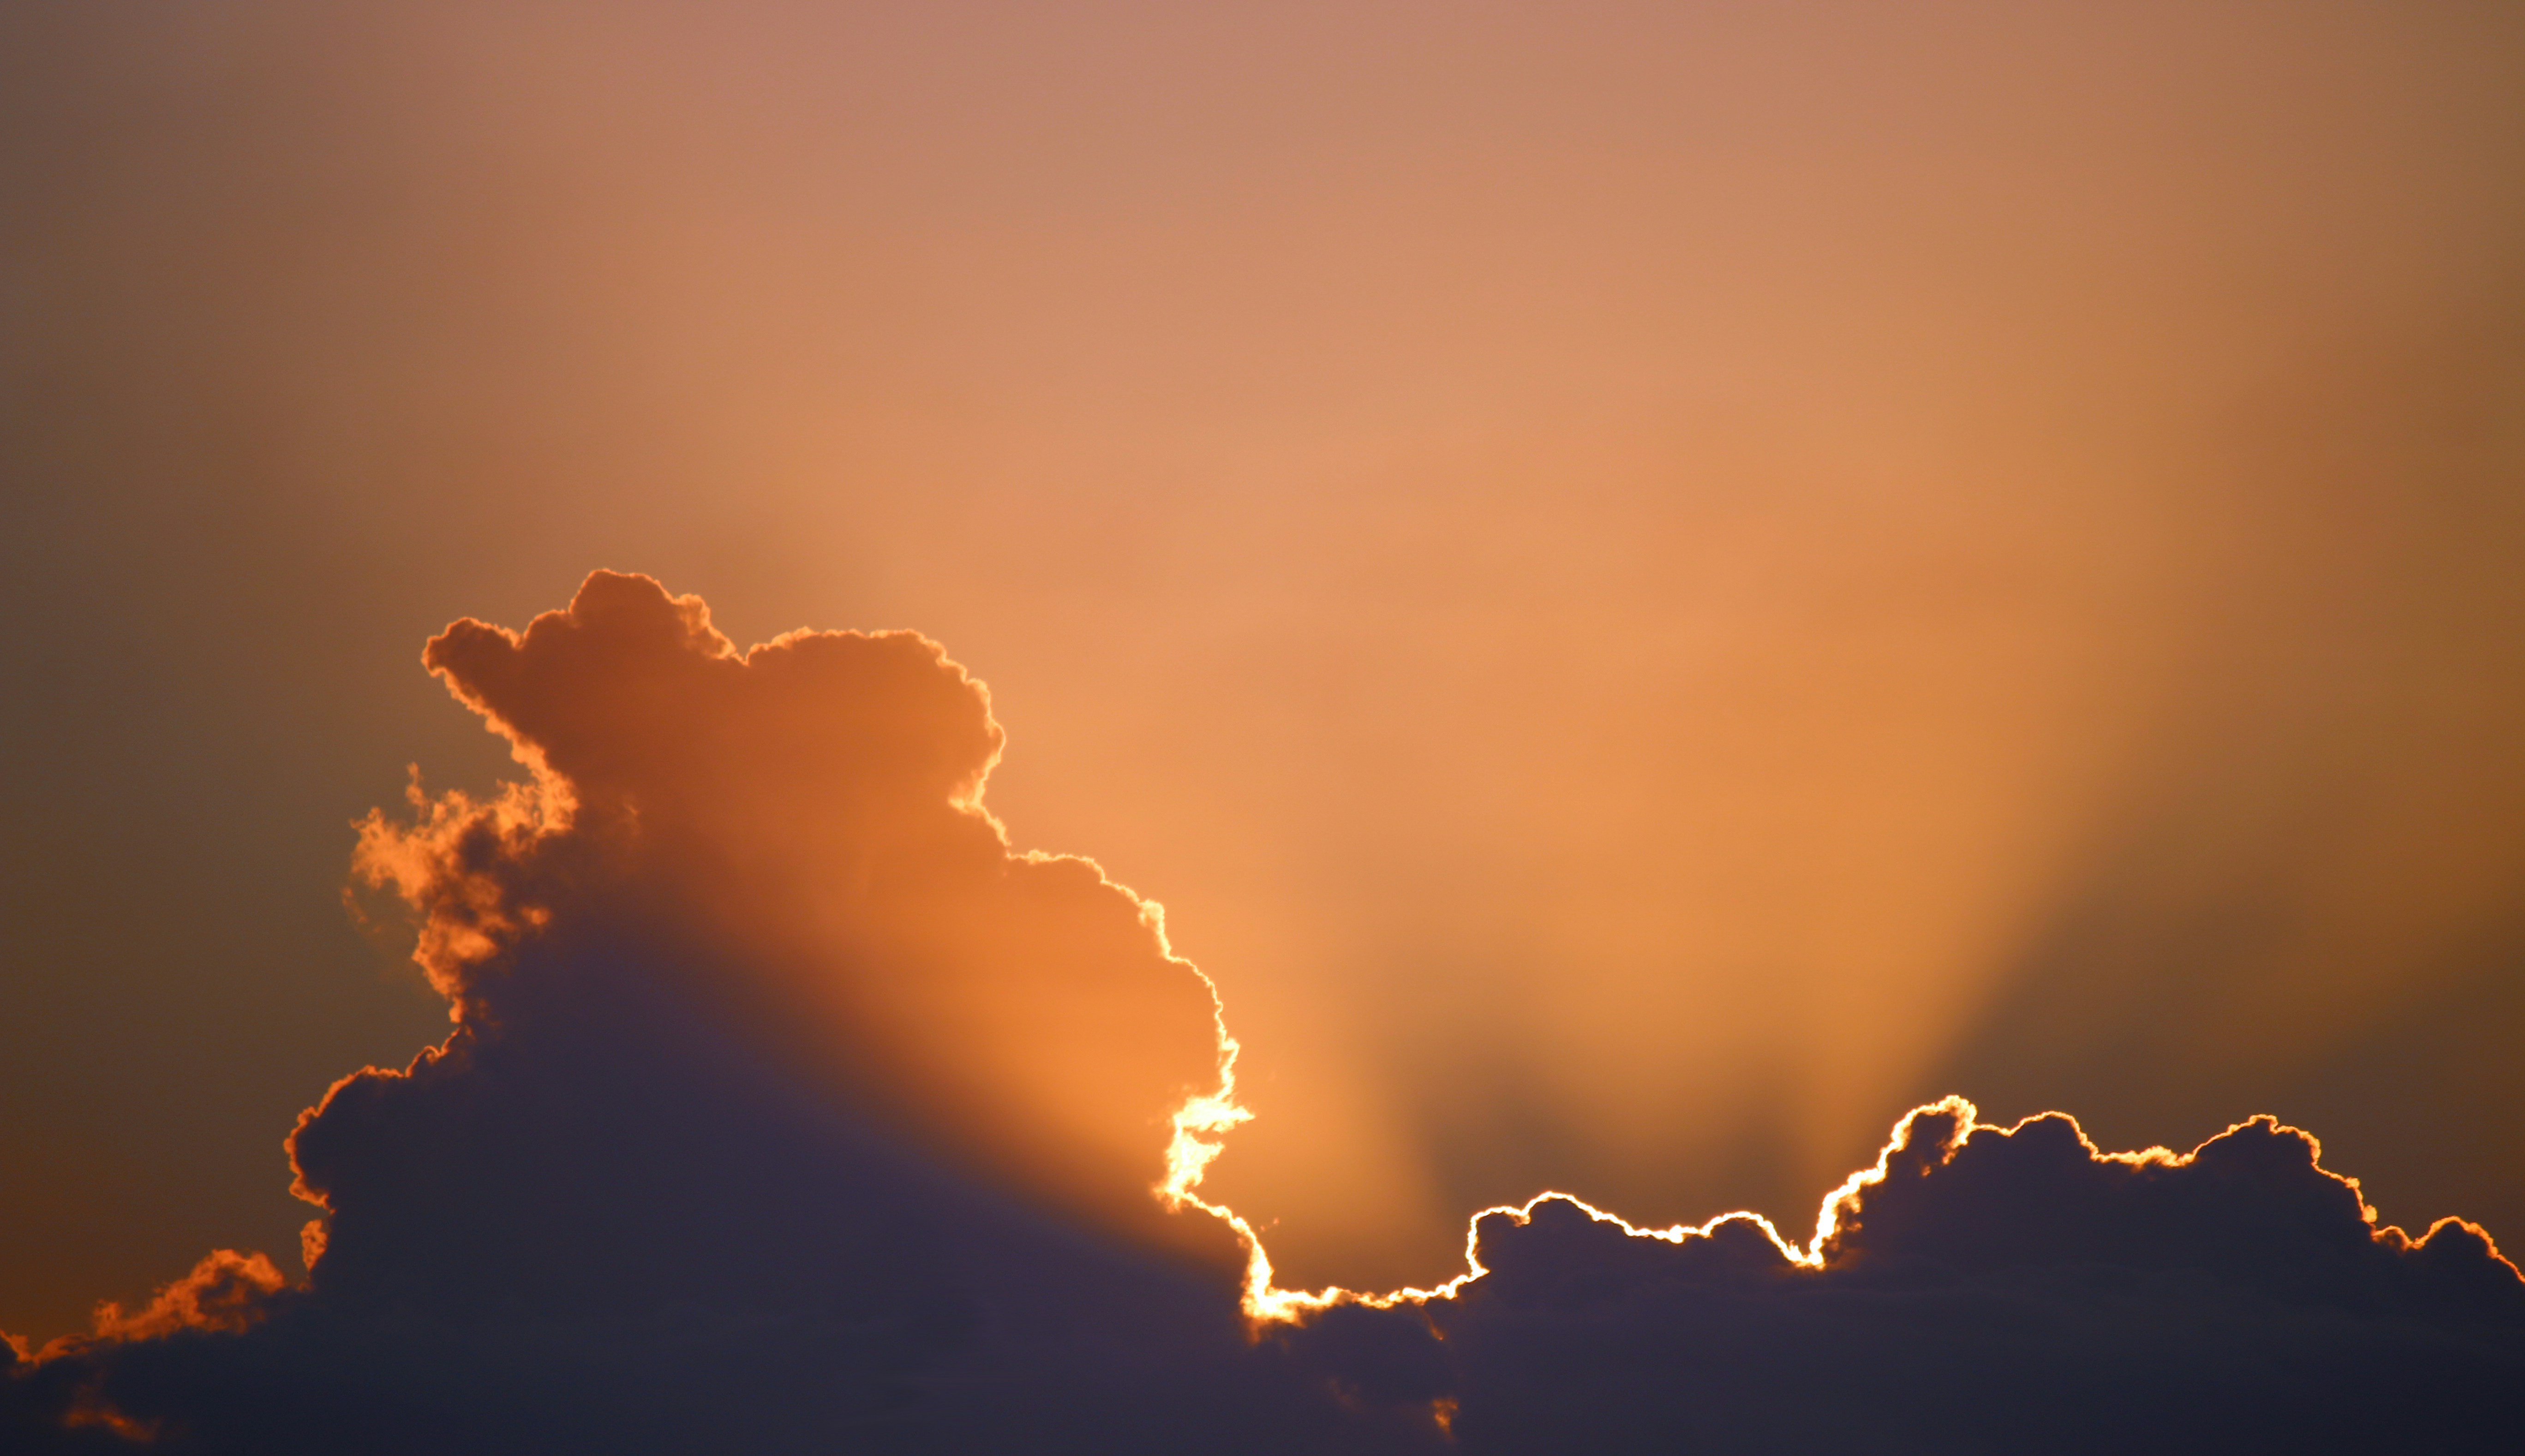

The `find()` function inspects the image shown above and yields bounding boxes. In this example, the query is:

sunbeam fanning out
[5,574,2519,1453]
[12,0,2525,1357]
[11,0,2525,1447]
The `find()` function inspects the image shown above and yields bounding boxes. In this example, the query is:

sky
[4,3,2525,1441]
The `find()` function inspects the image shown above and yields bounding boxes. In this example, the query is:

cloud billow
[1295,1101,2524,1453]
[5,573,2519,1452]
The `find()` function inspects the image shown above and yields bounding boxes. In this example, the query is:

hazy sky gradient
[6,0,2522,1337]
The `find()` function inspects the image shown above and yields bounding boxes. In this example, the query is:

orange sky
[4,0,2523,1336]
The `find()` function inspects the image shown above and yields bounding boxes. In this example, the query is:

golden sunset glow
[7,4,2525,1450]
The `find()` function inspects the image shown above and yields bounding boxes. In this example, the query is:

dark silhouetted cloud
[1282,1101,2524,1453]
[5,575,2519,1452]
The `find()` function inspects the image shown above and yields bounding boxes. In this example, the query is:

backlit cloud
[351,570,1234,1249]
[1282,1101,2525,1451]
[4,574,2518,1452]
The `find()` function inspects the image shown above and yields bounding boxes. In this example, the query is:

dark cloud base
[7,575,2519,1453]
[5,961,1425,1454]
[1282,1104,2524,1455]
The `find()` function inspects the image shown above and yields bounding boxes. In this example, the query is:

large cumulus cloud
[6,573,2521,1453]
[0,573,1418,1453]
[357,569,1233,1240]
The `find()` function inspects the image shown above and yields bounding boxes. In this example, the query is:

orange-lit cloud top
[349,570,1233,1252]
[4,574,2521,1454]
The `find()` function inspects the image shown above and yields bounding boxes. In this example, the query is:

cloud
[1280,1100,2525,1452]
[1,572,1413,1452]
[354,569,1232,1246]
[6,573,2522,1452]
